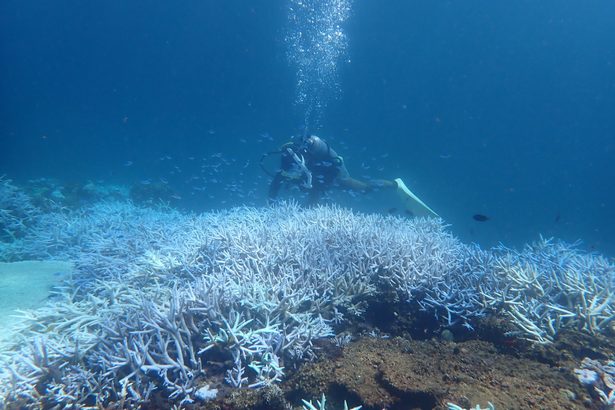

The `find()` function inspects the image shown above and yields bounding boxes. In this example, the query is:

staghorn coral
[0,202,464,406]
[0,198,613,408]
[302,393,362,410]
[0,176,40,245]
[447,403,495,410]
[483,238,615,343]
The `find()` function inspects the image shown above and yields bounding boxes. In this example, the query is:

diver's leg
[338,177,370,191]
[336,162,396,192]
[338,177,396,192]
[368,179,397,189]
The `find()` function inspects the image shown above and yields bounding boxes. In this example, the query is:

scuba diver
[262,134,439,217]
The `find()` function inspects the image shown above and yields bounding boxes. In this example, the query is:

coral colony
[575,357,615,407]
[0,177,614,408]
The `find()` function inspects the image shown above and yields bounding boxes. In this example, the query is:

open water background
[1,0,614,254]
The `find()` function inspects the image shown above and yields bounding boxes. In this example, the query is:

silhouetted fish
[473,214,490,222]
[387,207,397,214]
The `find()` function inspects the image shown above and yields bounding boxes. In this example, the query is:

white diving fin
[394,178,439,218]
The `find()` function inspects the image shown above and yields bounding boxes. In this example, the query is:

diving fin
[394,178,439,218]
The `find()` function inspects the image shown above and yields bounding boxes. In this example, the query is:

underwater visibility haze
[1,1,615,409]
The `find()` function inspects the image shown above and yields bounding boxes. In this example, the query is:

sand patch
[0,260,73,346]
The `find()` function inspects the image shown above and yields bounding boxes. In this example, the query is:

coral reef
[0,187,613,408]
[129,180,179,205]
[0,176,40,243]
[575,357,615,408]
[287,337,589,409]
[302,393,362,410]
[488,240,615,343]
[447,403,494,410]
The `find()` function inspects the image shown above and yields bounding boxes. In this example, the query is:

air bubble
[285,0,352,129]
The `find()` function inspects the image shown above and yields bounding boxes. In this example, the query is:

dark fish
[387,207,397,214]
[473,214,490,222]
[554,213,561,223]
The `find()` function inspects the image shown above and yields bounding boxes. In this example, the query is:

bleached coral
[0,176,40,245]
[575,357,615,408]
[302,393,362,410]
[484,238,615,343]
[447,402,495,410]
[0,197,613,408]
[0,202,463,406]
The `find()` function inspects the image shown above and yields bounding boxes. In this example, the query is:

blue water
[1,0,614,254]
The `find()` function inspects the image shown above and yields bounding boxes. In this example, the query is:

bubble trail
[286,0,352,129]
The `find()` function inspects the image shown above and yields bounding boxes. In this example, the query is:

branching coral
[0,176,40,246]
[575,357,615,407]
[484,238,615,343]
[0,198,612,408]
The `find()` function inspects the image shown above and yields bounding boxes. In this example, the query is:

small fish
[124,161,133,167]
[554,213,561,223]
[258,132,273,141]
[473,214,490,222]
[387,207,397,214]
